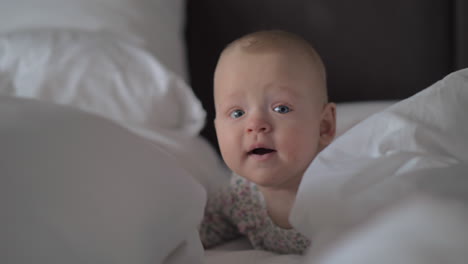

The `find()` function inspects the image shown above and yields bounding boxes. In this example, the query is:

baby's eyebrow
[216,93,244,107]
[215,100,239,111]
[271,87,302,100]
[223,91,244,98]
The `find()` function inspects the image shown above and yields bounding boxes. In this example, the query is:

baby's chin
[240,171,303,191]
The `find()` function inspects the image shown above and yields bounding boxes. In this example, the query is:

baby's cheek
[218,131,241,167]
[280,138,303,162]
[217,126,234,147]
[284,130,319,162]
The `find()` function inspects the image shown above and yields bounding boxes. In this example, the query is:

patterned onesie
[199,173,310,254]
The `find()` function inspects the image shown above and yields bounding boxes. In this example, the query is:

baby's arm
[198,186,241,248]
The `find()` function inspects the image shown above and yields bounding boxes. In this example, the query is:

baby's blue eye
[273,105,291,114]
[230,109,245,118]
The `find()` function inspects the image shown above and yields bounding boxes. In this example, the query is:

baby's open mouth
[248,148,276,155]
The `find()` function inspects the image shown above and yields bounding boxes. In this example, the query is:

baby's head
[214,30,336,190]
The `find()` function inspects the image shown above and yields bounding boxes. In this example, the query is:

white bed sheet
[205,239,302,264]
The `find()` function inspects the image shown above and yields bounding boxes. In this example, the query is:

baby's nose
[246,116,272,133]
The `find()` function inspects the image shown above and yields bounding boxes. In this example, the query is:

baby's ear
[319,103,336,150]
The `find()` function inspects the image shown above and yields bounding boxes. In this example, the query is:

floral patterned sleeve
[198,182,241,248]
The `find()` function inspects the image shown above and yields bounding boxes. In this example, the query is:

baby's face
[214,49,333,189]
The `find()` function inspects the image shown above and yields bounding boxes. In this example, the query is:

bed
[1,1,468,264]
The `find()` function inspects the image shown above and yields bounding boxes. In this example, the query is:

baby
[199,30,336,254]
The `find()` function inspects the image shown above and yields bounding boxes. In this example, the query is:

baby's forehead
[220,48,325,88]
[215,78,325,107]
[224,39,325,80]
[220,84,303,98]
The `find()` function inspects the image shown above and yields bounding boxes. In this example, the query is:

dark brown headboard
[185,0,468,150]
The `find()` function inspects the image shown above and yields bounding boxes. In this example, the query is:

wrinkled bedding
[1,17,467,264]
[205,239,302,264]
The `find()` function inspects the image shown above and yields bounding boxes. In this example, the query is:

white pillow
[291,68,468,250]
[0,0,188,79]
[0,29,205,137]
[133,127,231,196]
[335,101,397,137]
[0,96,205,264]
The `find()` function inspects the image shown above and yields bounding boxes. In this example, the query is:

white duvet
[293,68,468,263]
